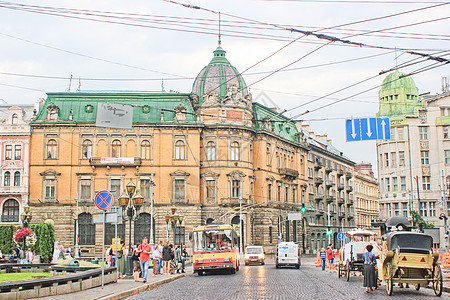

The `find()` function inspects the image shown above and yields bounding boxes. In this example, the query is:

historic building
[0,104,33,225]
[298,125,356,251]
[28,42,310,255]
[377,70,450,246]
[353,163,379,228]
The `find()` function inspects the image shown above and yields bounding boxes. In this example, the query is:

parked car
[275,242,301,269]
[244,246,265,265]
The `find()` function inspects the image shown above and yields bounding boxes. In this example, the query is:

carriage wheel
[346,261,351,282]
[385,263,393,296]
[414,284,420,291]
[433,264,443,297]
[338,264,342,278]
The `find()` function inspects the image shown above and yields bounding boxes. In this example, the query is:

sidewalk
[35,266,191,300]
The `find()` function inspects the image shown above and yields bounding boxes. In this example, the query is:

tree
[37,222,55,263]
[410,210,434,232]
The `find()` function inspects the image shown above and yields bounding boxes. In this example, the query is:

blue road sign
[346,117,390,141]
[95,190,113,211]
[337,232,345,241]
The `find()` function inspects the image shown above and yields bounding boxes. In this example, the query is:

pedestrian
[157,241,164,274]
[26,248,33,264]
[363,244,377,293]
[15,243,23,264]
[58,245,65,261]
[106,245,114,267]
[117,241,126,279]
[52,244,59,263]
[162,241,172,274]
[319,248,327,271]
[152,242,161,277]
[326,244,335,272]
[169,244,176,274]
[175,245,182,273]
[131,244,141,282]
[137,237,152,283]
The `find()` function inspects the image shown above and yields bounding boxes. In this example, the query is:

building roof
[380,70,418,93]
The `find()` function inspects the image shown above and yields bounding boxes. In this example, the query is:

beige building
[354,163,379,228]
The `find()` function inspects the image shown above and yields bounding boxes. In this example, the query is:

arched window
[249,143,253,162]
[82,140,92,159]
[175,140,185,160]
[4,171,10,186]
[11,114,18,125]
[230,141,240,161]
[206,141,215,161]
[134,213,155,245]
[47,139,57,159]
[13,172,20,186]
[206,218,214,224]
[112,140,121,158]
[78,213,95,245]
[2,199,19,222]
[140,140,151,159]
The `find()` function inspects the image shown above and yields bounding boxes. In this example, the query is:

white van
[275,242,301,269]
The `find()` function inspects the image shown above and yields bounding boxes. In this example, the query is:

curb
[97,274,185,300]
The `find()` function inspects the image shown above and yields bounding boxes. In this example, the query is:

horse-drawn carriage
[378,231,442,296]
[337,229,380,281]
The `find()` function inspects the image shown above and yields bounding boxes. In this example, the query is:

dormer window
[50,111,56,120]
[11,114,18,125]
[173,104,187,122]
[46,104,60,121]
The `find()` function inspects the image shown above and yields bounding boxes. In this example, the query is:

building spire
[395,47,398,70]
[218,12,221,46]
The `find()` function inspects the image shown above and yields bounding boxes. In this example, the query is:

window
[14,145,21,160]
[82,140,92,159]
[402,203,408,218]
[386,178,390,192]
[206,180,215,199]
[110,179,121,196]
[140,140,150,159]
[175,140,185,160]
[140,179,150,199]
[268,183,273,201]
[269,226,273,244]
[47,139,57,159]
[446,150,450,164]
[249,143,253,162]
[391,152,396,167]
[230,142,239,161]
[50,111,56,120]
[444,126,449,139]
[276,152,280,169]
[429,202,436,217]
[293,187,297,203]
[384,153,389,167]
[397,127,404,140]
[393,177,398,191]
[45,179,56,199]
[4,171,10,186]
[175,179,185,199]
[80,179,91,199]
[419,202,428,217]
[206,141,216,161]
[399,151,405,166]
[2,199,19,222]
[277,185,282,201]
[379,154,383,169]
[231,180,240,198]
[285,186,289,203]
[5,145,12,160]
[13,172,20,186]
[401,176,406,191]
[11,114,18,125]
[394,203,399,215]
[266,145,271,166]
[419,127,428,140]
[422,176,431,190]
[78,213,95,245]
[112,140,121,158]
[420,151,429,165]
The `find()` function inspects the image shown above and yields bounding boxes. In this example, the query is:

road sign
[337,232,345,241]
[92,212,118,224]
[110,207,123,224]
[288,213,303,221]
[346,117,390,141]
[95,190,113,211]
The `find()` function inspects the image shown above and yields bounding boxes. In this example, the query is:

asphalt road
[127,257,447,300]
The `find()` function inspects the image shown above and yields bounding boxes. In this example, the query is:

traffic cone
[313,250,321,268]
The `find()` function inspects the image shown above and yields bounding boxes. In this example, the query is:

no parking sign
[95,190,113,211]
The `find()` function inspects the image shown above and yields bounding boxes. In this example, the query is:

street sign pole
[102,209,105,288]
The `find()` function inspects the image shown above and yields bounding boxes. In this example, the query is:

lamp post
[118,179,144,277]
[20,204,32,228]
[167,208,184,249]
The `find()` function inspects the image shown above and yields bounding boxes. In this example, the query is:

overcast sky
[1,0,449,175]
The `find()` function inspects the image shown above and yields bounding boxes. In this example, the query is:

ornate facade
[353,163,379,228]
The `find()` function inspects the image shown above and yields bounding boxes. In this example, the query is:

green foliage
[410,210,434,232]
[0,225,16,254]
[36,222,55,263]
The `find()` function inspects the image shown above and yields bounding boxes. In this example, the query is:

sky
[1,0,449,176]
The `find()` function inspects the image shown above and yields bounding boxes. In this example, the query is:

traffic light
[326,228,332,235]
[300,204,306,213]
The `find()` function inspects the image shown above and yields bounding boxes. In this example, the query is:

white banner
[96,103,133,129]
[100,157,135,164]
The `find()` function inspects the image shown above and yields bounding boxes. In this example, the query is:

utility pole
[441,171,448,249]
[327,203,331,244]
[150,172,154,245]
[239,194,243,254]
[74,195,79,258]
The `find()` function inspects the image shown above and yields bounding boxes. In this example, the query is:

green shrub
[0,225,15,254]
[37,223,55,263]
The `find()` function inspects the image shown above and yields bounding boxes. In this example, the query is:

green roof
[380,70,418,92]
[33,91,197,124]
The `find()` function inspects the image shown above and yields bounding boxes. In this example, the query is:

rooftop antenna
[68,74,73,92]
[218,12,221,45]
[77,77,81,91]
[394,47,398,70]
[161,79,166,92]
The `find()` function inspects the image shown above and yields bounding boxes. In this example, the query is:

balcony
[315,194,324,201]
[337,183,344,191]
[346,199,354,206]
[346,186,353,193]
[314,162,323,170]
[338,211,345,219]
[278,168,299,180]
[326,181,335,188]
[314,178,323,186]
[337,198,345,205]
[326,195,335,203]
[346,172,353,179]
[325,166,333,174]
[221,198,248,206]
[337,170,344,177]
[315,210,324,217]
[348,215,354,220]
[268,200,285,208]
[89,157,142,167]
[1,215,18,222]
[171,198,190,205]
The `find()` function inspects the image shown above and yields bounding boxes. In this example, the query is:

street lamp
[118,179,144,276]
[167,208,184,250]
[20,204,32,228]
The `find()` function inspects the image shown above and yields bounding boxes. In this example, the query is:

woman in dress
[363,244,377,293]
[132,244,142,282]
[169,244,177,274]
[117,241,126,279]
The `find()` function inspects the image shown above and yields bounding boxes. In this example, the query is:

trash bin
[68,259,79,267]
[91,258,99,265]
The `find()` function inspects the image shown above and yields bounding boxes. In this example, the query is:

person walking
[137,238,152,283]
[175,245,183,273]
[106,245,113,267]
[319,248,327,271]
[131,244,141,282]
[162,241,172,274]
[169,244,177,274]
[51,244,59,263]
[116,241,126,279]
[326,244,335,272]
[363,244,377,293]
[152,242,161,277]
[157,241,164,275]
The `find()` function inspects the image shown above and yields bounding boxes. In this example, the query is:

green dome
[380,70,418,92]
[192,44,249,105]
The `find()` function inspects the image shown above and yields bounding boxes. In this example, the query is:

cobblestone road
[128,257,447,300]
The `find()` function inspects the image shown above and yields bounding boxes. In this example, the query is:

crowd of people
[5,242,37,264]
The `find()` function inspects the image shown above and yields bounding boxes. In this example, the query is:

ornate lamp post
[167,208,184,249]
[118,179,144,277]
[20,204,32,228]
